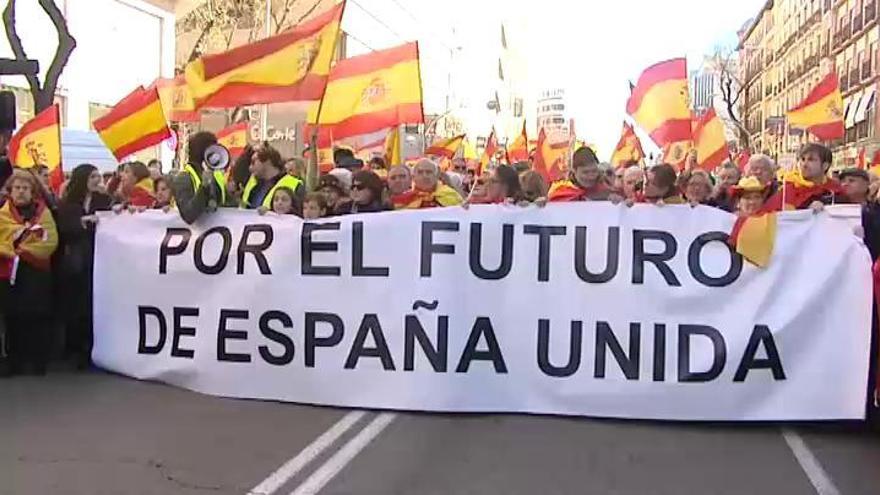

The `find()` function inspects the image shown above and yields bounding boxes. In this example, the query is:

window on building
[0,85,66,128]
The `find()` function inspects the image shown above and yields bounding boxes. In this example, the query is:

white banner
[93,204,873,421]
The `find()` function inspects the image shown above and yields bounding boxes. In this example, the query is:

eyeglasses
[351,183,365,191]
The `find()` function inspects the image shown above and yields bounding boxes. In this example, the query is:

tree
[711,46,750,149]
[2,0,76,113]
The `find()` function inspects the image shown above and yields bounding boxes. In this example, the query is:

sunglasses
[351,183,365,191]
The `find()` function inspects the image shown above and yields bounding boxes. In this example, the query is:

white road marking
[247,410,368,495]
[781,428,842,495]
[289,412,397,495]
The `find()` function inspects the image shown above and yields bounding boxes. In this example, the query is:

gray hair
[747,153,776,171]
[389,164,411,177]
[623,165,644,180]
[414,158,440,176]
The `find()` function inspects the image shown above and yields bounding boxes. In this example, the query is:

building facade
[536,88,569,144]
[738,0,878,167]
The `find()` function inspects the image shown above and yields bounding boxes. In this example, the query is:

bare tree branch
[2,0,41,100]
[37,0,76,112]
[294,0,323,25]
[274,0,298,32]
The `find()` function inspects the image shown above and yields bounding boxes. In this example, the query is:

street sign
[0,58,39,76]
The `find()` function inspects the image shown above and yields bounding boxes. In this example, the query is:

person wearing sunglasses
[340,170,389,215]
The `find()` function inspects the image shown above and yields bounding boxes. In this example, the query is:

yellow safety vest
[241,174,303,209]
[184,164,227,205]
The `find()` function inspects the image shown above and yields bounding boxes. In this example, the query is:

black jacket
[56,193,112,317]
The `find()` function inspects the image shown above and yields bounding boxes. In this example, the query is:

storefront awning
[845,91,862,129]
[855,86,876,124]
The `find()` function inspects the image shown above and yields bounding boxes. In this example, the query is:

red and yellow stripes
[507,121,529,162]
[425,134,465,158]
[610,121,644,168]
[533,127,566,183]
[308,42,424,144]
[478,129,497,176]
[153,76,199,122]
[93,86,171,160]
[626,58,692,147]
[185,2,344,109]
[786,72,844,141]
[8,104,63,192]
[217,122,249,158]
[692,108,729,171]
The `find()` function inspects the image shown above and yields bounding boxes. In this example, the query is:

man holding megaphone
[171,132,234,224]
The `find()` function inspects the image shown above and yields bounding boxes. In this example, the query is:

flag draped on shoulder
[626,58,692,147]
[0,200,57,280]
[692,108,729,171]
[610,121,644,168]
[185,2,344,109]
[217,122,249,159]
[93,86,172,161]
[507,121,528,162]
[8,104,63,192]
[786,72,844,141]
[425,134,464,158]
[153,76,199,122]
[307,42,424,144]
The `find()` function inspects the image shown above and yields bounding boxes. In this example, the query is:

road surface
[2,370,879,495]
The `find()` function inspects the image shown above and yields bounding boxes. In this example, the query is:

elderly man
[621,165,644,202]
[387,165,412,196]
[745,154,777,188]
[391,159,462,209]
[711,162,741,211]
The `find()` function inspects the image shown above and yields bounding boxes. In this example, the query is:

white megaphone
[203,144,230,171]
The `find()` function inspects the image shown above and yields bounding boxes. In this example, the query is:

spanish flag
[308,42,424,144]
[185,2,344,109]
[93,86,171,161]
[610,121,644,168]
[692,108,730,171]
[786,72,844,141]
[8,104,63,193]
[478,130,497,176]
[0,200,57,280]
[217,122,249,159]
[153,76,199,123]
[661,140,692,169]
[626,58,692,147]
[507,121,528,162]
[425,134,464,158]
[385,127,401,165]
[728,177,776,267]
[533,127,566,183]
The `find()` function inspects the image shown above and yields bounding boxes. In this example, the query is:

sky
[343,0,767,160]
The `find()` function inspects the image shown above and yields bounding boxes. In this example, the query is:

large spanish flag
[185,2,344,109]
[8,104,63,192]
[308,42,424,144]
[425,134,464,158]
[626,58,692,147]
[610,121,644,168]
[217,122,249,159]
[93,86,171,160]
[507,121,528,162]
[787,72,844,141]
[153,76,199,123]
[692,108,730,171]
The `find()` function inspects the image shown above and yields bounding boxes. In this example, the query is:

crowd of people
[0,128,878,380]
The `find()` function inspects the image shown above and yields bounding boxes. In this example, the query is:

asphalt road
[2,370,879,495]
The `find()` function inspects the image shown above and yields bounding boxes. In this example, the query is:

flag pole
[260,0,272,142]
